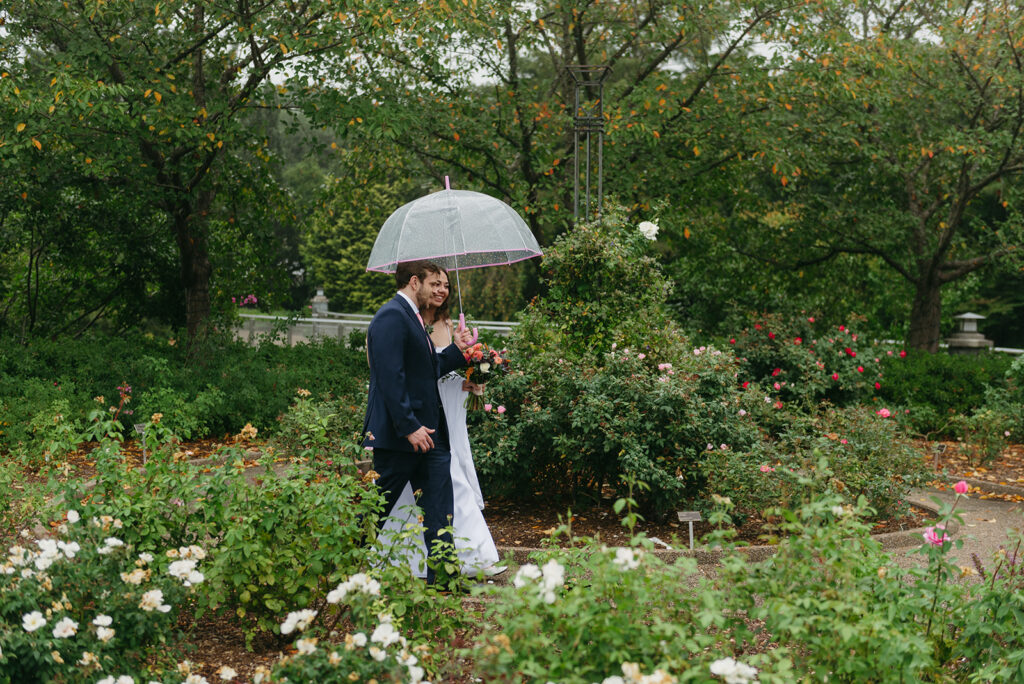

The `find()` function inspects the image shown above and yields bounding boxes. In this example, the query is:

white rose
[638,220,659,240]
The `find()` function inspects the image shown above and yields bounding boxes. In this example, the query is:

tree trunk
[173,198,213,343]
[907,277,943,352]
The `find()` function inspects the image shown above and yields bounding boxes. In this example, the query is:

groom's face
[413,272,444,309]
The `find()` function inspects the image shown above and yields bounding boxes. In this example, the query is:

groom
[363,260,470,583]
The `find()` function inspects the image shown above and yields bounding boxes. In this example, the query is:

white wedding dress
[379,362,500,577]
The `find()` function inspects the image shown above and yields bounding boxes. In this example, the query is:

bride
[379,267,505,578]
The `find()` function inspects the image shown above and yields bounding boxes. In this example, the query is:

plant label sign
[677,511,701,550]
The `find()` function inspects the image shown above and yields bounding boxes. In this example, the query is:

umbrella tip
[444,175,450,190]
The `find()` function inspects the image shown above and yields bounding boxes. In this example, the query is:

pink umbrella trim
[366,250,542,273]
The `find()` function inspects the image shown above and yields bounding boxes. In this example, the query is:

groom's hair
[395,260,441,288]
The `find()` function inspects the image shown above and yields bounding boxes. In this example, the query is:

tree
[316,0,792,245]
[301,175,409,313]
[0,1,430,341]
[727,0,1024,351]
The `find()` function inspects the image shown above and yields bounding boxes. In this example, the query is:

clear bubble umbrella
[366,177,542,314]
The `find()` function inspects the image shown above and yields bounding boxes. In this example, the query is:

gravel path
[896,486,1024,572]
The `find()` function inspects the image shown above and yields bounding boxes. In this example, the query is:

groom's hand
[454,327,474,351]
[406,426,435,453]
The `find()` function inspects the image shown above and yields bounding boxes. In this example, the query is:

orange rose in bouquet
[462,343,510,411]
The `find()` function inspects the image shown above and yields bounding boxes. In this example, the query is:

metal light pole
[565,65,612,223]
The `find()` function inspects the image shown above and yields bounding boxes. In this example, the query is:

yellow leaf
[16,123,25,132]
[207,133,215,141]
[453,132,460,141]
[31,138,41,150]
[417,35,423,47]
[330,142,337,149]
[85,158,92,164]
[50,77,57,86]
[683,227,692,239]
[154,91,162,103]
[145,89,152,98]
[781,176,788,186]
[652,130,660,138]
[216,140,223,148]
[693,146,700,156]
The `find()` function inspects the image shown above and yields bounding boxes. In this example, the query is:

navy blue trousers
[373,442,455,583]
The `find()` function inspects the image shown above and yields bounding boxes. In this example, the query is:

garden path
[895,486,1024,575]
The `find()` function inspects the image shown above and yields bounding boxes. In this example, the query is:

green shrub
[194,457,383,647]
[0,331,370,453]
[470,535,785,683]
[719,491,936,681]
[61,445,384,649]
[471,208,760,518]
[877,350,1013,436]
[978,354,1024,441]
[703,410,930,520]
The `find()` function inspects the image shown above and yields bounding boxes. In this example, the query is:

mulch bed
[483,495,934,549]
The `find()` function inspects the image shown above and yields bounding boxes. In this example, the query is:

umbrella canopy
[366,187,542,273]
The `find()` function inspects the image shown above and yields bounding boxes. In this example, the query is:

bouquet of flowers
[462,342,509,411]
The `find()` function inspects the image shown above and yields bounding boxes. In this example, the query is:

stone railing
[235,312,518,345]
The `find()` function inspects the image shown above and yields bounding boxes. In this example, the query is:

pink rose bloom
[840,438,848,444]
[954,481,969,495]
[773,382,781,390]
[857,366,864,373]
[638,353,646,360]
[484,403,493,412]
[759,464,774,473]
[876,408,891,418]
[924,525,949,547]
[497,405,506,414]
[808,317,815,323]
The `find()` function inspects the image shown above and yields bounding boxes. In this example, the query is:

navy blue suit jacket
[362,294,466,452]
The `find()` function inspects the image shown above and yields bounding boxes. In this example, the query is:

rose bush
[471,208,760,517]
[0,511,201,682]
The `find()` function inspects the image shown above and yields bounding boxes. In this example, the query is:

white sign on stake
[677,511,702,550]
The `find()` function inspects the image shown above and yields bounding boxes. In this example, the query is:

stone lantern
[311,288,330,317]
[946,312,993,354]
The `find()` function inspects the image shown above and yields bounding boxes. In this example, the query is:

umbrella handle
[458,313,466,331]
